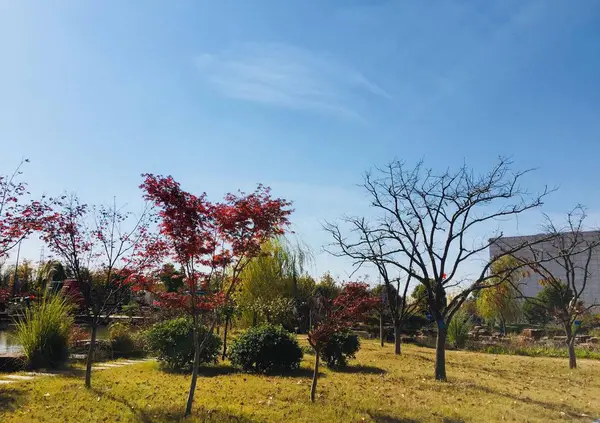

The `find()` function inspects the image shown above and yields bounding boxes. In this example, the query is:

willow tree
[325,158,549,381]
[236,237,312,328]
[34,260,69,294]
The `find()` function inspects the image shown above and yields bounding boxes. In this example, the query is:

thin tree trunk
[435,324,447,381]
[500,315,506,336]
[380,312,384,348]
[310,349,320,402]
[185,324,201,416]
[393,321,402,355]
[568,338,577,369]
[84,322,98,389]
[221,315,230,361]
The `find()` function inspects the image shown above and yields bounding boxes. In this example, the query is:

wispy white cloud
[194,43,390,121]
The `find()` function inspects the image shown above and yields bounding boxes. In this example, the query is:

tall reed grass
[447,311,473,349]
[15,294,73,369]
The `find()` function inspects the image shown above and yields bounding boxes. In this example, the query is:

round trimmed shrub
[229,324,303,373]
[322,331,360,369]
[145,318,221,371]
[108,322,146,358]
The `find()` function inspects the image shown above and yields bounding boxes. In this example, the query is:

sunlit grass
[1,340,599,422]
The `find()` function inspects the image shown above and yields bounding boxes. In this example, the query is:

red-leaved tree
[308,282,378,402]
[138,174,291,416]
[1,159,49,259]
[0,160,51,302]
[39,195,152,388]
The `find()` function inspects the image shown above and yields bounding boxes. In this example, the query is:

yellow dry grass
[1,340,599,422]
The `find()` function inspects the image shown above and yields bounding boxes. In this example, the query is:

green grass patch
[481,344,600,360]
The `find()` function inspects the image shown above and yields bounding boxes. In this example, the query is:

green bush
[145,318,220,371]
[447,311,472,349]
[121,302,140,318]
[108,322,145,358]
[321,331,360,368]
[229,324,303,373]
[15,294,73,369]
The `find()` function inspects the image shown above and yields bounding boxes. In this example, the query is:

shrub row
[147,322,362,374]
[15,304,363,373]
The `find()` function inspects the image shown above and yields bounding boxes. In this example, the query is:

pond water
[0,326,109,355]
[0,329,21,354]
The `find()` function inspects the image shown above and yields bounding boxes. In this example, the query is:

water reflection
[0,326,109,355]
[0,329,22,354]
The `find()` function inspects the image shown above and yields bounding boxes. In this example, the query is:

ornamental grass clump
[15,294,73,369]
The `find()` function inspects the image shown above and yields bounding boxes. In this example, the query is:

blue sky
[1,0,600,281]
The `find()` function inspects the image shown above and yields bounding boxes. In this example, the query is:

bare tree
[40,195,152,388]
[325,158,550,380]
[507,206,600,369]
[325,225,421,355]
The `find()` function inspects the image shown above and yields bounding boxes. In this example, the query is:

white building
[489,231,600,307]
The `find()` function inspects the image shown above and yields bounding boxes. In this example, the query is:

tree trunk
[184,324,201,416]
[221,315,230,361]
[252,311,257,327]
[380,312,384,348]
[435,324,447,381]
[568,339,577,369]
[84,323,98,389]
[310,350,320,402]
[393,321,402,355]
[500,315,506,336]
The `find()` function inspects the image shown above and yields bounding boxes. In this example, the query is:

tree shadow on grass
[468,382,588,420]
[367,411,420,423]
[0,386,26,413]
[406,352,434,363]
[197,365,238,377]
[333,364,387,375]
[52,367,85,380]
[268,367,318,378]
[155,363,238,377]
[92,388,259,423]
[160,364,316,379]
[368,411,465,423]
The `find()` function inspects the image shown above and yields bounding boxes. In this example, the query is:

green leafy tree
[293,274,316,333]
[158,263,184,293]
[522,282,573,325]
[476,256,522,335]
[237,237,311,327]
[8,259,36,294]
[313,272,340,300]
[307,273,342,331]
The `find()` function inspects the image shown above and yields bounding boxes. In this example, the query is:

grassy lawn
[1,340,599,422]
